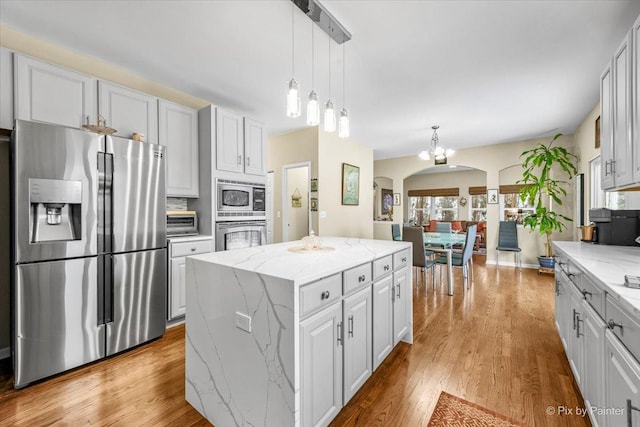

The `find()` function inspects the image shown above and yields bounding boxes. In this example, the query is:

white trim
[0,346,10,360]
[485,260,539,269]
[166,317,185,329]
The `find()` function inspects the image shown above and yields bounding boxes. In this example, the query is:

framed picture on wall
[393,193,401,206]
[341,163,360,205]
[487,188,498,204]
[381,189,393,214]
[310,198,318,212]
[310,178,318,192]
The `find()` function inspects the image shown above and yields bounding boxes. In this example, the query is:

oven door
[217,184,253,212]
[215,221,266,251]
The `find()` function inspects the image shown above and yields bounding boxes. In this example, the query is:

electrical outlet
[276,211,281,218]
[319,211,327,218]
[235,312,252,333]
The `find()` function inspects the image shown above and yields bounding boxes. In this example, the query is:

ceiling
[1,1,639,160]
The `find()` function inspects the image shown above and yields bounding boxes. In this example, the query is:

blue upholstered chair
[435,224,477,291]
[392,223,402,241]
[496,221,522,269]
[403,226,437,288]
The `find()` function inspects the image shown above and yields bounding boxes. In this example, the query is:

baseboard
[166,317,185,329]
[485,260,539,269]
[0,346,10,360]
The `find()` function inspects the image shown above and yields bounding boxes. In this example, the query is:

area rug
[428,391,528,427]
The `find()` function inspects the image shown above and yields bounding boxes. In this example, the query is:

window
[500,193,534,224]
[408,196,458,224]
[433,196,458,220]
[590,156,626,210]
[408,196,431,225]
[470,194,487,221]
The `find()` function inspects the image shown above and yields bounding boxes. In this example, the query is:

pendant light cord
[342,43,346,106]
[311,25,315,87]
[328,36,331,98]
[291,3,295,76]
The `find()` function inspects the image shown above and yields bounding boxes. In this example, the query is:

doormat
[428,391,529,427]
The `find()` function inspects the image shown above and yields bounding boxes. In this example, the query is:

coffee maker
[589,208,640,246]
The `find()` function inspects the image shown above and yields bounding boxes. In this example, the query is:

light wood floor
[0,257,589,427]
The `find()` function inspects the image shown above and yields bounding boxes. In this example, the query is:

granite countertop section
[167,234,213,243]
[554,241,640,317]
[189,236,411,285]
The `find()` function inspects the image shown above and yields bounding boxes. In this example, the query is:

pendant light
[286,4,301,118]
[419,126,455,161]
[323,35,336,132]
[338,43,350,138]
[306,24,320,126]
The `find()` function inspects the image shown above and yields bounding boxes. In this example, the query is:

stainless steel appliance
[216,221,267,251]
[12,120,167,388]
[216,178,266,220]
[589,208,640,246]
[167,210,198,236]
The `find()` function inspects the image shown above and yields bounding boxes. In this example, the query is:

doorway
[282,162,311,242]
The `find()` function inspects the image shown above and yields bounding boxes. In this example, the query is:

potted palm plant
[517,133,578,269]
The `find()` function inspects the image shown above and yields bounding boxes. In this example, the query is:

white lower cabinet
[167,237,213,320]
[604,330,640,427]
[301,301,343,427]
[568,282,585,388]
[343,286,372,403]
[582,302,605,427]
[393,266,410,346]
[372,275,394,370]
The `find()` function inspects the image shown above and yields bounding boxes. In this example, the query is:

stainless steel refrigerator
[12,120,167,388]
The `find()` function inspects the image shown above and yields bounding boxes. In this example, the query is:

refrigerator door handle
[97,152,105,253]
[104,153,113,254]
[104,255,113,323]
[97,255,105,325]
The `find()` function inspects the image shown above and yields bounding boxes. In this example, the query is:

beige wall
[267,127,318,243]
[403,169,487,221]
[286,166,310,241]
[374,134,576,266]
[373,176,393,220]
[317,129,374,239]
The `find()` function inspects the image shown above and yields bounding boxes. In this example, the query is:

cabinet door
[243,118,265,176]
[343,286,372,404]
[582,302,605,427]
[393,266,410,346]
[612,34,633,187]
[633,15,640,183]
[554,272,569,351]
[568,283,584,388]
[601,62,615,190]
[216,108,243,173]
[300,301,343,427]
[372,275,393,371]
[159,100,199,197]
[604,330,640,427]
[0,47,13,130]
[14,54,96,129]
[169,257,186,320]
[98,81,158,144]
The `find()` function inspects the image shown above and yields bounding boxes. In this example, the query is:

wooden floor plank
[0,257,588,426]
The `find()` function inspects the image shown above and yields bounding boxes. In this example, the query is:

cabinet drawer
[580,274,605,319]
[393,249,410,271]
[300,274,342,318]
[170,239,213,258]
[373,255,393,280]
[606,296,640,361]
[343,263,372,295]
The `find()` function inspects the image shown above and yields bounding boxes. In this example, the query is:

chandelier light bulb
[324,99,336,132]
[306,90,320,126]
[419,151,430,160]
[287,78,301,118]
[445,148,456,157]
[338,107,349,138]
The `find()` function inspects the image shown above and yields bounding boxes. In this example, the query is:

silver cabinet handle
[627,399,639,427]
[348,315,354,337]
[573,309,578,330]
[337,321,343,346]
[581,289,592,299]
[611,159,616,175]
[383,265,390,271]
[320,290,330,300]
[237,155,242,165]
[396,282,401,299]
[358,274,366,283]
[246,156,250,166]
[391,284,395,302]
[190,247,196,252]
[576,315,583,338]
[555,280,561,296]
[401,257,407,262]
[608,319,623,332]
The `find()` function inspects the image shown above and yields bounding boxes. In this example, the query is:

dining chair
[403,226,437,289]
[391,223,402,241]
[435,222,452,233]
[435,224,477,291]
[496,221,522,269]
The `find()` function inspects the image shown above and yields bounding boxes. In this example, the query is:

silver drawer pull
[581,289,592,299]
[191,247,196,252]
[608,319,623,331]
[337,321,343,345]
[383,265,390,271]
[321,290,330,300]
[627,399,639,427]
[401,257,407,262]
[358,274,366,282]
[348,315,354,337]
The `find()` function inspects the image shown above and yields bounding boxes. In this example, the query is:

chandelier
[419,125,455,161]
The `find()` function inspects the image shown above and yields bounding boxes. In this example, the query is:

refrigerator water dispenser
[29,178,82,243]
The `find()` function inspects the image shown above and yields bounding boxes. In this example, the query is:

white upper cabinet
[0,47,14,130]
[14,54,96,129]
[633,14,640,183]
[159,100,199,197]
[612,34,633,187]
[216,108,243,174]
[244,118,266,176]
[600,63,614,190]
[98,81,158,144]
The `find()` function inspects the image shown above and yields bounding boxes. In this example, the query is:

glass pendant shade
[445,148,456,157]
[324,99,336,132]
[338,107,350,138]
[419,151,430,160]
[306,90,320,126]
[418,125,454,161]
[287,78,301,118]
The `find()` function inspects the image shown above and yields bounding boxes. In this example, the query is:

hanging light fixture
[286,4,301,118]
[419,125,455,161]
[338,43,349,138]
[323,35,336,132]
[306,24,320,126]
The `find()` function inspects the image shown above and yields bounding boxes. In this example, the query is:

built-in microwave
[216,178,266,220]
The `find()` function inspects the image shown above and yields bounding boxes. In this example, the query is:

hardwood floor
[0,257,588,427]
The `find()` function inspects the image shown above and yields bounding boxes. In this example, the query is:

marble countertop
[554,241,640,318]
[189,236,411,285]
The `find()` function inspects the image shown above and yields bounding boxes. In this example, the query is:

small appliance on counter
[589,208,640,246]
[167,210,199,237]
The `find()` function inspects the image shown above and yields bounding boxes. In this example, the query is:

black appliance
[589,208,640,246]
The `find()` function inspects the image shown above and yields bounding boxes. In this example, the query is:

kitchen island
[184,237,413,427]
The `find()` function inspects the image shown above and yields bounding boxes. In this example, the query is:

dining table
[423,231,467,295]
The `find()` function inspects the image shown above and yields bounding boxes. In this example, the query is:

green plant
[517,133,578,258]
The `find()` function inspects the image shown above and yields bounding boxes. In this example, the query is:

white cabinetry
[0,47,13,129]
[343,286,372,403]
[159,100,199,197]
[14,54,96,129]
[633,15,640,183]
[567,281,585,388]
[372,275,393,370]
[604,330,640,427]
[98,81,158,144]
[582,303,605,427]
[216,108,266,176]
[393,266,410,346]
[167,237,212,320]
[601,62,615,190]
[612,34,633,188]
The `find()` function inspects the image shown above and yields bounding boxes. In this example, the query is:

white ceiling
[1,1,639,160]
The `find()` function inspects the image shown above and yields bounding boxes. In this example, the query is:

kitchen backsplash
[167,197,188,211]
